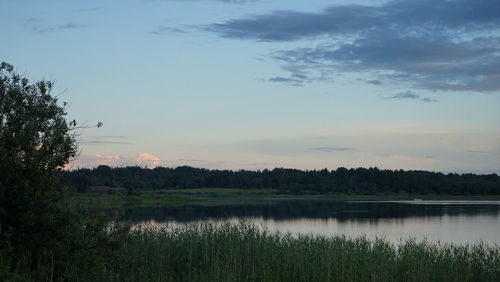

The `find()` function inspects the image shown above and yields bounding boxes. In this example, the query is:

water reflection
[120,200,500,245]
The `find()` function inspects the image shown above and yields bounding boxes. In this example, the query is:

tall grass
[31,222,500,281]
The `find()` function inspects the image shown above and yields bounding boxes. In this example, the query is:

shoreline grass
[28,222,500,282]
[67,193,200,208]
[68,189,500,209]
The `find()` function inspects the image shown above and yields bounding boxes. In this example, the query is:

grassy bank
[68,193,198,208]
[68,188,500,208]
[27,223,500,282]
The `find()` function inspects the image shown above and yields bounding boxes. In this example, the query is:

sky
[1,0,499,173]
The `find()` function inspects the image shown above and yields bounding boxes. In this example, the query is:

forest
[59,165,500,195]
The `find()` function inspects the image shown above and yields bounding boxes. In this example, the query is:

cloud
[78,140,133,145]
[136,152,161,168]
[167,158,227,169]
[310,147,355,152]
[176,158,208,162]
[92,135,129,139]
[385,91,438,102]
[150,26,187,35]
[420,97,438,103]
[32,23,86,33]
[59,23,86,29]
[213,131,500,172]
[148,0,255,3]
[78,135,133,145]
[218,0,254,2]
[207,0,500,92]
[65,154,126,169]
[67,152,162,169]
[78,6,105,13]
[466,150,489,154]
[271,34,500,92]
[268,77,303,86]
[24,17,42,25]
[367,80,382,85]
[208,0,499,41]
[24,17,86,34]
[388,91,420,100]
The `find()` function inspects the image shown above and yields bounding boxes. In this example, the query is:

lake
[120,200,500,245]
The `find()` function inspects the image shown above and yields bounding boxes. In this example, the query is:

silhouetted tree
[0,62,127,280]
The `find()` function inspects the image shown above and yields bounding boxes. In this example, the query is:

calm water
[120,200,500,245]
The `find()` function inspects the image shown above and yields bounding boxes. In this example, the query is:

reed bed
[33,222,500,281]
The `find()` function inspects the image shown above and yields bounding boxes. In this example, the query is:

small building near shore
[86,186,127,195]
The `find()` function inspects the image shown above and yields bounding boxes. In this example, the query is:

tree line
[59,165,500,195]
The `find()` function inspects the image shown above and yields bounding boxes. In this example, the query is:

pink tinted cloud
[65,152,162,169]
[135,152,161,168]
[65,153,125,169]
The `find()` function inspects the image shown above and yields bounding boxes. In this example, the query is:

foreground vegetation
[15,223,500,282]
[1,62,128,282]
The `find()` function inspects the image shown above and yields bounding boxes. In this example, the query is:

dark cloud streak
[387,91,420,100]
[207,0,500,93]
[268,77,303,86]
[208,0,500,41]
[78,136,132,145]
[78,140,133,145]
[310,147,355,153]
[25,18,87,34]
[91,135,129,139]
[150,26,187,35]
[386,91,438,102]
[78,7,105,13]
[147,0,255,3]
